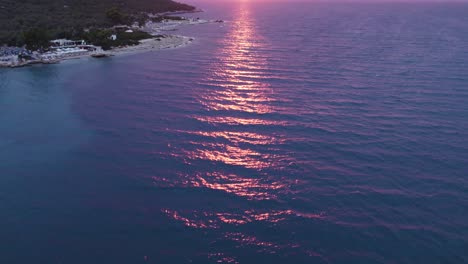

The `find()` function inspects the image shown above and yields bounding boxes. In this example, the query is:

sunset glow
[2,0,467,262]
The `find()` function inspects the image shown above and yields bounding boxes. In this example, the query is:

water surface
[1,1,468,263]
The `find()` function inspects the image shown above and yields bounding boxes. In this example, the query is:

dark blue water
[1,1,468,263]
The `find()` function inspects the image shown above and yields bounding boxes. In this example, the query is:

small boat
[91,53,113,58]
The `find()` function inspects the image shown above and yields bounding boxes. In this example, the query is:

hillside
[0,0,195,45]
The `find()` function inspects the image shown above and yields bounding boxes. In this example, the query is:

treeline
[84,29,154,50]
[0,0,194,46]
[18,26,155,51]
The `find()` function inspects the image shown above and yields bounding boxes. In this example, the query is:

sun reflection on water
[192,172,284,200]
[197,4,275,119]
[161,4,314,256]
[162,208,325,229]
[182,3,290,193]
[178,130,283,145]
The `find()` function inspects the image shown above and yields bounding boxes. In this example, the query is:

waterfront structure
[50,39,87,47]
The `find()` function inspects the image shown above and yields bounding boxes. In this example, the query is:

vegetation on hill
[83,28,154,50]
[0,0,195,47]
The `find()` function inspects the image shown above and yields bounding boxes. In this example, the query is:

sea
[1,1,468,263]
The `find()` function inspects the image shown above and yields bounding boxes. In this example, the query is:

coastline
[109,35,193,56]
[0,15,221,69]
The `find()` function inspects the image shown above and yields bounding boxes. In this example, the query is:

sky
[197,0,468,2]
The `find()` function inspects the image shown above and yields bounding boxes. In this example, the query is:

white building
[50,39,87,47]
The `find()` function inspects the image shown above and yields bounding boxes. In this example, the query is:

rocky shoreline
[0,15,222,69]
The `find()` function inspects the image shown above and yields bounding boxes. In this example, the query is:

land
[0,0,195,46]
[0,17,221,68]
[0,0,224,68]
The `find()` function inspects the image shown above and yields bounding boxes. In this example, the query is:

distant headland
[0,0,195,45]
[0,0,223,68]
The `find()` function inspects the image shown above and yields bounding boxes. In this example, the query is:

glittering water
[1,1,468,263]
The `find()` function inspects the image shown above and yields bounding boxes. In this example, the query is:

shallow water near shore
[1,1,468,263]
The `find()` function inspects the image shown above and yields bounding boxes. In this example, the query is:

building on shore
[1,40,101,67]
[0,47,36,67]
[50,39,87,47]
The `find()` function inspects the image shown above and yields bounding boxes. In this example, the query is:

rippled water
[1,1,468,263]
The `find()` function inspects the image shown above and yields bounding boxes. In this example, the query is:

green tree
[84,29,113,50]
[106,7,126,25]
[21,28,51,51]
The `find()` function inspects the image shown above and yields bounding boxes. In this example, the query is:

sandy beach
[0,35,194,68]
[0,18,220,68]
[109,35,193,56]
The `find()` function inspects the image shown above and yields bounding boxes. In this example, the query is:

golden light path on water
[186,3,288,198]
[197,8,274,115]
[161,4,325,257]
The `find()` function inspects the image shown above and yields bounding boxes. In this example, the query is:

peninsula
[0,0,221,67]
